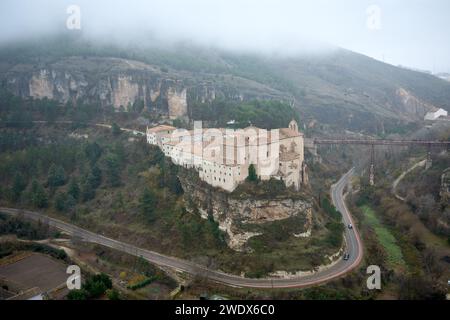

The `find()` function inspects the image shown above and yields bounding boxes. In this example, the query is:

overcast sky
[1,0,449,73]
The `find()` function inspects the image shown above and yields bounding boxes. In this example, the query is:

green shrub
[321,197,341,221]
[67,289,89,300]
[106,289,120,300]
[127,276,157,290]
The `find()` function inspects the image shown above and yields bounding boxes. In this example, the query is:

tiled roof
[147,125,176,133]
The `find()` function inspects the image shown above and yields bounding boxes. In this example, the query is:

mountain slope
[1,35,450,133]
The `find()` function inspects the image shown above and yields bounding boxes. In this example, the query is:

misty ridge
[0,0,449,73]
[1,0,450,136]
[0,0,339,56]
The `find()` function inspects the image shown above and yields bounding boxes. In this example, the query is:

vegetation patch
[190,99,299,129]
[0,241,68,261]
[67,273,114,300]
[360,205,405,268]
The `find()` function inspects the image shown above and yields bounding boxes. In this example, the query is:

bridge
[308,138,450,185]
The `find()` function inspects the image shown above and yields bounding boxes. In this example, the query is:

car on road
[347,223,353,229]
[343,253,350,261]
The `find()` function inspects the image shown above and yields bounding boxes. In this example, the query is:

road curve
[0,170,362,288]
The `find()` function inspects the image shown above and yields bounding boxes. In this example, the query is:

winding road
[0,169,362,288]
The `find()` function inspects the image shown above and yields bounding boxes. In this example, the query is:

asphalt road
[0,169,362,288]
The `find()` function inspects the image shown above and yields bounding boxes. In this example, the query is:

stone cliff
[1,56,286,119]
[180,173,313,251]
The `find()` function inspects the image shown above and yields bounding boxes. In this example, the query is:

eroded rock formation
[180,174,312,251]
[1,56,286,119]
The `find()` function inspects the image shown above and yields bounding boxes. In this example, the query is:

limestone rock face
[29,70,54,99]
[112,75,140,110]
[180,175,312,251]
[167,87,188,119]
[1,56,287,117]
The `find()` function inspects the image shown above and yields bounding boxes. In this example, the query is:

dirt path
[392,158,426,201]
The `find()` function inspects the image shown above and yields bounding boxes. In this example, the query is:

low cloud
[0,0,449,71]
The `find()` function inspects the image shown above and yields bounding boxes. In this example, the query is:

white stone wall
[199,160,244,192]
[146,132,157,145]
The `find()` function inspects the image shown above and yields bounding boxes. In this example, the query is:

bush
[84,273,112,297]
[106,289,120,300]
[0,215,50,240]
[67,289,89,300]
[321,197,341,221]
[324,222,344,248]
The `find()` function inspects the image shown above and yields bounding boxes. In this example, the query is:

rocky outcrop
[29,69,55,100]
[180,174,312,251]
[268,246,344,278]
[3,59,189,117]
[167,86,188,119]
[395,88,438,119]
[111,75,139,110]
[1,57,286,118]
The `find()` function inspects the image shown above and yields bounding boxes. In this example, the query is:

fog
[1,0,449,72]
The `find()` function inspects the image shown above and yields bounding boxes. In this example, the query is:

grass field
[361,205,406,268]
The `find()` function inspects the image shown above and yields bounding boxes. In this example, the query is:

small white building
[424,108,448,121]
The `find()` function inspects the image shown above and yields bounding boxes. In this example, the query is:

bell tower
[289,119,298,133]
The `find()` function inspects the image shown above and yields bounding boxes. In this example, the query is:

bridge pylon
[425,143,432,170]
[369,144,375,186]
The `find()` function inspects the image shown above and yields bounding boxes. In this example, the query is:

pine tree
[31,180,48,208]
[47,164,66,188]
[111,123,121,136]
[54,192,66,212]
[247,164,258,182]
[139,187,156,222]
[84,142,102,165]
[11,172,27,202]
[89,165,102,189]
[81,180,95,202]
[104,153,121,187]
[68,179,80,201]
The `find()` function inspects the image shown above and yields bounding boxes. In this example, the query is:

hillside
[1,35,450,134]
